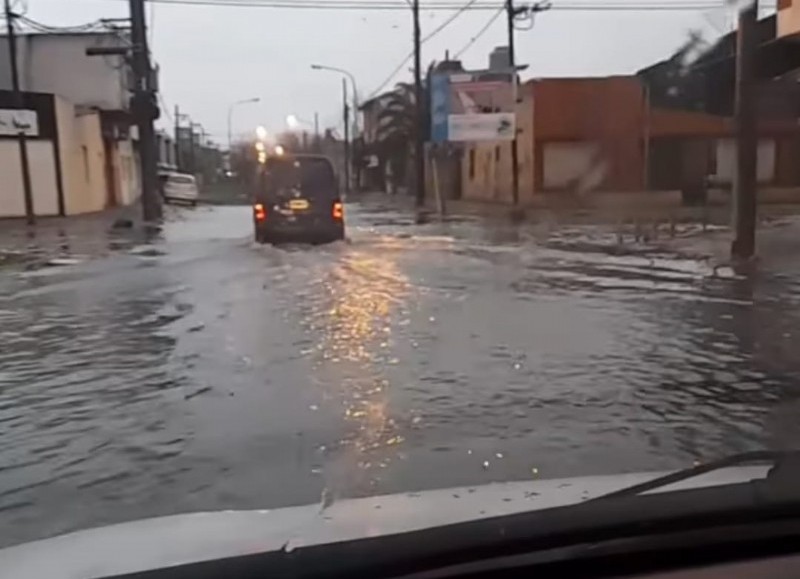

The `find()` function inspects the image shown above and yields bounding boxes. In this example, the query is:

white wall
[29,140,59,215]
[0,33,129,110]
[54,96,110,215]
[54,95,78,214]
[714,139,776,184]
[543,142,608,191]
[116,139,140,206]
[0,141,28,217]
[0,139,59,217]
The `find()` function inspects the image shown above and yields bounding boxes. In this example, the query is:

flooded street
[3,198,800,547]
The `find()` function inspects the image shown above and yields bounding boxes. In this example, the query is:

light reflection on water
[2,205,800,547]
[304,246,412,499]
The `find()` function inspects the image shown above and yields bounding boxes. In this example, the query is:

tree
[373,62,437,190]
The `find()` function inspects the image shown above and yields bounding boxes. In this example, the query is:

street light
[286,114,316,129]
[227,97,260,152]
[310,64,359,132]
[286,114,300,130]
[256,125,269,141]
[311,64,359,193]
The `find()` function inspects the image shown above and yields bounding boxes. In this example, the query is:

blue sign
[430,73,450,144]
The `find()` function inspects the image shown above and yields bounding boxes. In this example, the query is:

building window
[495,146,501,162]
[82,146,90,183]
[469,149,475,180]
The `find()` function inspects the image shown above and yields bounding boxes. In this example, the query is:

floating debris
[184,386,212,400]
[128,246,166,257]
[45,257,82,267]
[111,217,134,229]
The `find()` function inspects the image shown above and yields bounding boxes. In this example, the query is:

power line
[367,0,483,98]
[16,15,110,32]
[100,0,768,11]
[365,0,755,96]
[158,92,173,122]
[454,6,504,58]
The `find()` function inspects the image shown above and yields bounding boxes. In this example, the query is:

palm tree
[373,63,437,192]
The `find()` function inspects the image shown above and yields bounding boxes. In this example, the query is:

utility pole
[343,78,351,194]
[5,0,35,225]
[412,0,425,207]
[731,0,758,260]
[314,111,320,152]
[174,104,181,170]
[506,0,520,207]
[193,123,206,180]
[129,0,162,222]
[189,126,196,175]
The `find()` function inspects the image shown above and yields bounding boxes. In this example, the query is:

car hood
[0,465,769,579]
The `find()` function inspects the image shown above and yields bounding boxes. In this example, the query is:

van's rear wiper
[592,450,800,500]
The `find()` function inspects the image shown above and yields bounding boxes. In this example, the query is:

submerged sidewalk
[0,204,146,269]
[355,191,800,270]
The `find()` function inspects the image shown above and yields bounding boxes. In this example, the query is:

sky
[23,0,742,144]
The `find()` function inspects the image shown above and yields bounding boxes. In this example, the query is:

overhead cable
[454,5,504,58]
[100,0,770,11]
[368,0,482,98]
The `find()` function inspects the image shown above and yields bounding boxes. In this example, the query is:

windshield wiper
[592,450,800,500]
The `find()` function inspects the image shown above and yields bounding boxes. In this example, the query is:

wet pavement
[2,197,800,547]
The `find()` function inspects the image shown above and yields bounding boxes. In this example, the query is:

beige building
[0,31,142,218]
[778,0,800,38]
[0,90,138,218]
[461,86,534,203]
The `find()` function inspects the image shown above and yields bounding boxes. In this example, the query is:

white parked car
[159,172,198,206]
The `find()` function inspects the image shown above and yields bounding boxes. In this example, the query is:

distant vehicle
[159,172,199,206]
[253,154,344,244]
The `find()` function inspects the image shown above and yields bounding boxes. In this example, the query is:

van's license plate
[289,199,309,210]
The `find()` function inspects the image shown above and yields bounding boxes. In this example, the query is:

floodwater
[2,198,800,548]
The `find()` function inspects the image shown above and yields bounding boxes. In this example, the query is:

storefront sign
[0,109,39,137]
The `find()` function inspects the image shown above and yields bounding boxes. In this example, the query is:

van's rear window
[262,158,336,196]
[169,175,195,185]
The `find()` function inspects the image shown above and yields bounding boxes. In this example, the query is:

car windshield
[4,0,800,561]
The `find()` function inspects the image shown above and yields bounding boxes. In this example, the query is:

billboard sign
[430,70,515,143]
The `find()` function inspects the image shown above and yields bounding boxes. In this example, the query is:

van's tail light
[254,203,267,221]
[332,201,344,220]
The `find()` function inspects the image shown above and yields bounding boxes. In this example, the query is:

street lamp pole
[311,64,361,190]
[310,64,359,132]
[227,97,260,152]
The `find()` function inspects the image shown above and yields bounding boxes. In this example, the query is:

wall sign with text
[431,70,516,143]
[0,109,39,137]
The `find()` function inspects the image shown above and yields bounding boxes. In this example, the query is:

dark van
[253,154,344,244]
